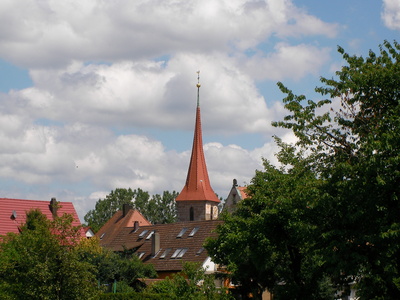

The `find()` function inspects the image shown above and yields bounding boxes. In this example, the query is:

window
[196,247,205,256]
[137,252,145,259]
[100,233,106,240]
[177,227,188,238]
[160,248,171,259]
[138,230,149,238]
[177,248,188,258]
[171,248,188,259]
[171,249,181,259]
[146,230,155,240]
[188,227,199,237]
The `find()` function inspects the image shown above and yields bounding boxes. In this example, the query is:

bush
[96,292,170,300]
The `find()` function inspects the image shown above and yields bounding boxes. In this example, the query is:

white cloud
[382,0,400,30]
[0,0,342,221]
[243,43,332,81]
[5,54,278,135]
[0,0,338,67]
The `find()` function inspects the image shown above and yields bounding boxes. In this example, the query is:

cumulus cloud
[382,0,400,30]
[243,43,332,81]
[0,0,341,220]
[4,54,279,135]
[0,0,337,68]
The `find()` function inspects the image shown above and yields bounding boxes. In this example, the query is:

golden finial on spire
[196,70,201,88]
[196,71,201,107]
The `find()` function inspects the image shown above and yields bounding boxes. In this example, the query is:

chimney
[151,232,160,256]
[49,198,58,218]
[133,221,139,232]
[122,203,132,217]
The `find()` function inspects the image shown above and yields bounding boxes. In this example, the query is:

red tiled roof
[238,186,248,200]
[176,103,219,203]
[0,198,83,236]
[100,219,222,272]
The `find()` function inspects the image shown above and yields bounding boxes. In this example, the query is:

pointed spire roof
[176,73,220,203]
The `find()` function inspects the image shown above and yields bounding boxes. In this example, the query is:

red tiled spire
[176,74,220,203]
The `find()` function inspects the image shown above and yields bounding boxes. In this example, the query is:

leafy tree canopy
[274,40,400,299]
[206,40,400,299]
[206,143,333,300]
[0,209,98,300]
[0,209,157,299]
[146,262,233,300]
[84,188,178,232]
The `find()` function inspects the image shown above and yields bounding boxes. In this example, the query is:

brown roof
[96,208,151,246]
[100,219,222,272]
[0,198,83,236]
[175,89,219,203]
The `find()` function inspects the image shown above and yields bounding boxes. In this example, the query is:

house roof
[237,186,248,200]
[175,80,219,203]
[0,198,83,236]
[96,207,151,245]
[99,218,222,272]
[222,180,248,213]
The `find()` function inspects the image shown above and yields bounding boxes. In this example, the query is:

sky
[0,0,399,222]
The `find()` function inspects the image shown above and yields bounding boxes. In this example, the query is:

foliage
[84,188,178,232]
[147,262,233,300]
[95,292,168,300]
[0,209,157,299]
[0,209,98,300]
[207,40,400,299]
[274,40,400,299]
[206,142,334,300]
[75,237,157,292]
[143,190,179,224]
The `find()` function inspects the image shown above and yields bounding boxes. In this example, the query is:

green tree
[143,191,178,224]
[84,188,177,232]
[274,40,400,299]
[147,262,233,300]
[207,40,400,299]
[206,141,333,300]
[0,209,98,300]
[74,236,156,293]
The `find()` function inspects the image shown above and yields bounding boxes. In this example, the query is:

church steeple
[175,72,220,222]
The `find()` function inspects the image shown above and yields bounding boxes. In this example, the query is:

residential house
[222,179,248,214]
[0,197,84,237]
[100,217,222,280]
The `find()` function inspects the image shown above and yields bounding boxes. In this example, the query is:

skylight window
[188,227,199,237]
[171,249,181,259]
[177,248,188,258]
[146,231,155,240]
[160,248,171,259]
[100,233,105,240]
[171,248,189,259]
[177,227,188,238]
[138,230,149,238]
[137,252,145,259]
[196,247,205,256]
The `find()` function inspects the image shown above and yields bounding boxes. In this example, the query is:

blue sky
[0,0,399,221]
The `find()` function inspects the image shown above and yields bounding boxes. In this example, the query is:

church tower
[175,72,220,222]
